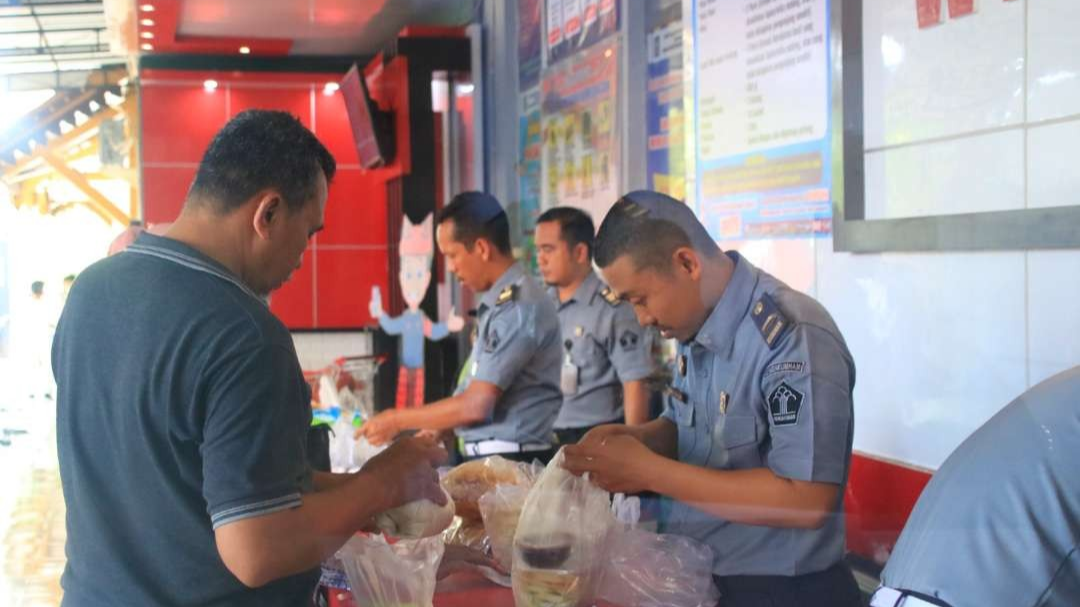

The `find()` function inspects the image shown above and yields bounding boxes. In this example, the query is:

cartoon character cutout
[369,213,464,409]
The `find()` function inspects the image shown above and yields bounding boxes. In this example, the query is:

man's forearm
[216,469,393,587]
[391,394,478,431]
[643,460,840,529]
[634,417,678,458]
[622,380,651,425]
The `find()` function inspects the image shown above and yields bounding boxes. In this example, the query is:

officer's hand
[360,435,448,509]
[357,410,399,446]
[446,306,465,333]
[562,433,657,494]
[577,423,636,448]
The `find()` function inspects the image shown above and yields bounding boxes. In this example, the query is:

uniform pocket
[719,415,758,449]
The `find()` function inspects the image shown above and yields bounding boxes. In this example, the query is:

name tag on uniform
[560,355,579,395]
[471,360,479,376]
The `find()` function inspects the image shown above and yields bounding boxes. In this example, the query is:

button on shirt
[661,251,855,577]
[550,271,656,429]
[455,263,562,444]
[881,366,1080,607]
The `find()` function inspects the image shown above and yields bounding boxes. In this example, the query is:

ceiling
[0,0,125,79]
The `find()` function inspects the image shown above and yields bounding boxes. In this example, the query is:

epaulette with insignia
[751,293,791,349]
[495,285,518,306]
[600,286,620,307]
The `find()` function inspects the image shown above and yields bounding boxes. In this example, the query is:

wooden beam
[41,151,130,226]
[124,93,141,221]
[4,106,119,177]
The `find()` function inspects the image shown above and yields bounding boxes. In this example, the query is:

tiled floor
[0,358,65,607]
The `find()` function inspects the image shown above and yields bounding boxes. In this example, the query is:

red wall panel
[229,85,313,126]
[320,169,388,247]
[270,249,315,329]
[141,83,228,164]
[142,166,197,224]
[844,452,932,564]
[315,249,389,328]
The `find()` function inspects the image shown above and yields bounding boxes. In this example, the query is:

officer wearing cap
[870,365,1080,607]
[563,190,861,607]
[534,206,657,445]
[360,192,562,464]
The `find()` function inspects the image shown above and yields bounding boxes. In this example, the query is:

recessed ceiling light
[139,4,155,11]
[323,82,339,95]
[140,18,155,26]
[203,79,218,92]
[140,43,153,51]
[140,31,154,39]
[239,46,251,55]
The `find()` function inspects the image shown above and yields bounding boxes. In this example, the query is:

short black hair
[435,191,512,255]
[536,206,595,261]
[187,110,336,214]
[595,190,720,272]
[31,281,44,296]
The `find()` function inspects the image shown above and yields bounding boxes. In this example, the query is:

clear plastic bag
[511,448,615,607]
[336,533,445,607]
[443,455,535,522]
[596,527,719,607]
[479,482,531,571]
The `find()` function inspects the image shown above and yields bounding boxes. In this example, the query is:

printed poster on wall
[691,0,833,240]
[540,40,621,222]
[518,86,543,232]
[646,0,685,201]
[519,0,543,88]
[546,0,619,65]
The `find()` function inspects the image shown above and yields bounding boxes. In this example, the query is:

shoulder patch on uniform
[484,328,501,352]
[768,382,803,427]
[751,293,791,349]
[495,285,517,306]
[600,286,620,306]
[764,361,805,376]
[618,329,640,352]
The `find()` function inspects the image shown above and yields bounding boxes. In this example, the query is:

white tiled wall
[862,0,1024,148]
[864,130,1024,219]
[1027,119,1080,209]
[815,246,1028,470]
[291,331,373,371]
[1027,0,1080,123]
[1027,250,1080,387]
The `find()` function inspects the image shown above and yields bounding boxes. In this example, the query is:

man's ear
[672,246,702,280]
[252,192,283,240]
[573,242,590,265]
[475,237,492,261]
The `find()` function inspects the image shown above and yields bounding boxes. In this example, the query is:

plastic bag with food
[374,485,456,539]
[442,455,533,522]
[478,482,531,571]
[511,448,615,607]
[336,533,444,607]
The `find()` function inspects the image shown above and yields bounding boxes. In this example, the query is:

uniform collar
[125,232,263,304]
[552,271,602,309]
[478,262,525,313]
[692,251,758,358]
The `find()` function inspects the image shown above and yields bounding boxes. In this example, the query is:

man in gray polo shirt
[534,206,656,445]
[52,110,447,607]
[360,192,562,464]
[871,366,1080,607]
[563,190,861,607]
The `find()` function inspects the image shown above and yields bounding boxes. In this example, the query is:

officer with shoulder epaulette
[360,192,562,464]
[563,191,862,607]
[534,206,657,446]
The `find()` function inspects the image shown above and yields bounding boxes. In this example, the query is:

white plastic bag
[374,486,456,539]
[597,527,719,607]
[336,533,444,607]
[478,482,531,571]
[511,448,614,607]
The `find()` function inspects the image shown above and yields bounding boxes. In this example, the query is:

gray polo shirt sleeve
[473,304,539,390]
[758,324,852,484]
[606,306,656,383]
[201,343,312,529]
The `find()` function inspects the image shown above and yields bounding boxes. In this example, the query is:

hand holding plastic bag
[336,533,444,607]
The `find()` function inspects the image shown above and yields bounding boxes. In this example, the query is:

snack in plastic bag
[374,486,456,539]
[512,449,614,607]
[443,456,532,522]
[478,483,530,571]
[336,533,444,607]
[596,527,719,607]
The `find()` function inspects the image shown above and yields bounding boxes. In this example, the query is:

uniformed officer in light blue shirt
[563,190,861,607]
[534,207,657,445]
[871,365,1080,607]
[360,192,562,464]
